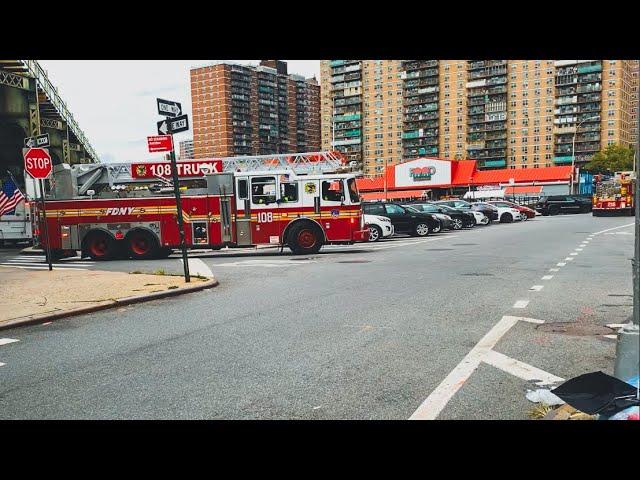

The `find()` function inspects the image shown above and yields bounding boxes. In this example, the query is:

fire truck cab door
[249,175,281,245]
[235,176,252,246]
[302,179,321,214]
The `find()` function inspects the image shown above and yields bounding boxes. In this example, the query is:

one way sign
[24,133,50,148]
[157,98,182,117]
[157,114,189,135]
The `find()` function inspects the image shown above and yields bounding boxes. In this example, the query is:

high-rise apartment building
[321,60,639,174]
[178,139,194,160]
[190,60,320,159]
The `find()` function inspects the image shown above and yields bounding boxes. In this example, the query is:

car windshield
[404,205,420,213]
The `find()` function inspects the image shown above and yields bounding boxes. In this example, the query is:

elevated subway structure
[0,60,99,189]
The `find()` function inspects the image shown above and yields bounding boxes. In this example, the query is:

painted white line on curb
[0,338,20,346]
[557,262,566,267]
[513,300,529,309]
[409,315,521,420]
[541,275,553,280]
[180,258,214,278]
[603,335,617,340]
[592,223,634,236]
[483,350,565,386]
[530,285,544,291]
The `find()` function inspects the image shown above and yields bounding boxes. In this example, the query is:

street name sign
[147,135,174,153]
[157,114,189,135]
[157,98,182,117]
[23,147,52,179]
[24,133,50,148]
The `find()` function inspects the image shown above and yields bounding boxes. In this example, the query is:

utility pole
[613,74,639,386]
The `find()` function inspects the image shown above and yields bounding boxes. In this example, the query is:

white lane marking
[592,223,634,235]
[557,262,566,267]
[570,252,578,256]
[513,300,530,309]
[0,338,20,346]
[0,265,88,270]
[180,258,214,278]
[530,285,544,291]
[410,315,522,420]
[483,350,565,386]
[575,248,584,252]
[541,275,553,280]
[0,362,5,367]
[371,235,458,251]
[565,257,574,261]
[606,323,627,329]
[518,316,545,324]
[549,268,559,272]
[603,334,618,339]
[4,259,95,266]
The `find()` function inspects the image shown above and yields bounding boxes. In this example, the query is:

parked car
[407,203,475,230]
[434,199,499,222]
[486,200,537,220]
[404,205,452,232]
[535,195,593,215]
[363,214,394,242]
[362,202,441,237]
[474,202,522,223]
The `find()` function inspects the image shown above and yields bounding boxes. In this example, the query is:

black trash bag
[551,371,639,416]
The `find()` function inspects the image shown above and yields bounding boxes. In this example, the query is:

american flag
[0,178,25,216]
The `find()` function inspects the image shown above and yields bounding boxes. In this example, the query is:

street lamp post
[570,116,598,194]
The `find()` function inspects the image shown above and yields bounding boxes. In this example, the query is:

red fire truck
[592,171,636,216]
[33,152,369,260]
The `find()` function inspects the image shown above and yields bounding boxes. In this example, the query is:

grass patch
[153,269,166,276]
[168,285,179,290]
[130,270,143,274]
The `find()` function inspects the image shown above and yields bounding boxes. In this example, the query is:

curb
[0,278,219,331]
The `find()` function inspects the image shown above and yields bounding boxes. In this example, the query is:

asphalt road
[0,213,634,419]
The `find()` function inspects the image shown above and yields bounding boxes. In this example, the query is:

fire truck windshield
[347,178,360,204]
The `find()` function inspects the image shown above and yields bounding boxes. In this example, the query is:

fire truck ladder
[68,151,349,191]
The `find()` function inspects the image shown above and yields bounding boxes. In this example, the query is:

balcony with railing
[577,63,602,74]
[404,119,438,131]
[403,111,439,122]
[468,60,507,70]
[405,77,439,89]
[480,159,507,168]
[403,60,439,71]
[404,86,439,98]
[404,146,438,157]
[404,95,438,106]
[468,66,508,80]
[405,103,438,114]
[578,73,602,83]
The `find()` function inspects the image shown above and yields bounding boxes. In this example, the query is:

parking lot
[0,213,635,419]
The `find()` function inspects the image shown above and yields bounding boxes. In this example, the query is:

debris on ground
[526,388,565,406]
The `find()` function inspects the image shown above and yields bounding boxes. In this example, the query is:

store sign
[395,159,451,188]
[409,166,436,181]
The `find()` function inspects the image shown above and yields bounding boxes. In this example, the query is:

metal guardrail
[20,59,99,163]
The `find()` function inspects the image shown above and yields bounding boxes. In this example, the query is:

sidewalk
[0,267,217,330]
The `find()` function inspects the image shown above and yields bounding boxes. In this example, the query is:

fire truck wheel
[288,222,323,255]
[156,247,173,259]
[84,231,116,261]
[126,230,159,260]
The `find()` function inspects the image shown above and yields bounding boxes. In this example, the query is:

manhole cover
[461,273,494,277]
[453,243,478,246]
[426,248,454,251]
[536,322,614,336]
[337,260,371,264]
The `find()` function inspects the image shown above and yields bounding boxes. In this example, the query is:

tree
[585,144,635,174]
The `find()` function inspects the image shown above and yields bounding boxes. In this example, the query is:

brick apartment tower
[321,60,640,174]
[190,60,321,159]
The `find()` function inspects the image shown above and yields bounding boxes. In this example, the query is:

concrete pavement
[0,214,633,419]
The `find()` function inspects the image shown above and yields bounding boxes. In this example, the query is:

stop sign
[23,147,52,179]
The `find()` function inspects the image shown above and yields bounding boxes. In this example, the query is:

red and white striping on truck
[33,154,369,260]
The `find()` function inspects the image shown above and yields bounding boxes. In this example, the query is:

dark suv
[535,195,592,215]
[434,199,499,222]
[362,202,441,236]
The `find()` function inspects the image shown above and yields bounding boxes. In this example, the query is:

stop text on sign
[23,147,53,179]
[131,160,223,179]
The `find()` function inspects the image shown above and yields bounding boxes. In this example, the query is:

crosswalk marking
[0,338,20,346]
[0,255,94,271]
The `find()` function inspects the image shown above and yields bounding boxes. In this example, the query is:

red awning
[505,186,543,194]
[360,189,428,201]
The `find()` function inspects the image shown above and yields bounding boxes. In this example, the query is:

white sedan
[364,214,395,242]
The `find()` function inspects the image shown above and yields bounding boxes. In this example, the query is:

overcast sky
[38,60,321,163]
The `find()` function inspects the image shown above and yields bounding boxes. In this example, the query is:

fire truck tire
[287,222,323,255]
[84,231,117,261]
[157,247,173,259]
[126,230,160,260]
